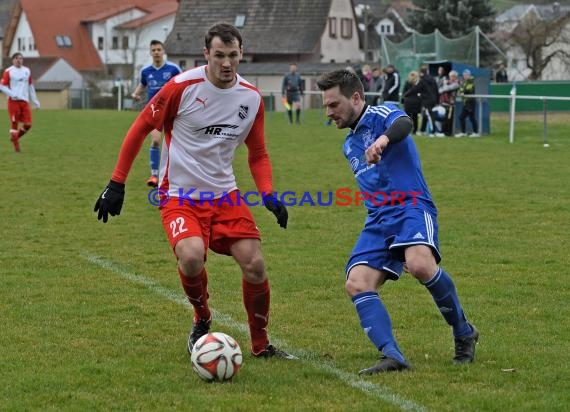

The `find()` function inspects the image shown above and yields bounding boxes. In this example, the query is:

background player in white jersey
[0,53,40,153]
[317,70,478,374]
[131,40,182,187]
[94,22,296,360]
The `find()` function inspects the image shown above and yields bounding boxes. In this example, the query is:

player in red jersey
[94,22,296,360]
[0,52,41,152]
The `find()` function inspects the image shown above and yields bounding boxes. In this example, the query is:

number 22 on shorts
[170,216,188,238]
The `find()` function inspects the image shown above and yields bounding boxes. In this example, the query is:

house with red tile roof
[2,0,178,84]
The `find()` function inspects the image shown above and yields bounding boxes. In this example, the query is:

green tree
[406,0,498,66]
[407,0,496,37]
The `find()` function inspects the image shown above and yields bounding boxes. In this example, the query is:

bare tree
[510,10,570,80]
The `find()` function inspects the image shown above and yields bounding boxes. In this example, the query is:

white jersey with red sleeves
[1,65,33,101]
[147,65,269,199]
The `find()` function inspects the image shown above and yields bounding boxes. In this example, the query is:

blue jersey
[139,61,182,102]
[343,104,436,215]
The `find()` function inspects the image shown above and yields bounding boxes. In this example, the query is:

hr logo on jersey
[238,105,249,120]
[196,124,239,139]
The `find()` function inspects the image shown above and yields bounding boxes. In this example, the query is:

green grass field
[1,108,569,411]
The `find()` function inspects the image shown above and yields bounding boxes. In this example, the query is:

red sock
[178,267,211,322]
[242,278,270,354]
[10,130,20,152]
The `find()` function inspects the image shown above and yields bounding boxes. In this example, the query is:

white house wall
[38,59,84,89]
[320,0,361,63]
[92,9,147,65]
[9,11,39,57]
[131,15,177,77]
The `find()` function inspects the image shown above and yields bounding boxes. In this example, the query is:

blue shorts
[345,207,441,280]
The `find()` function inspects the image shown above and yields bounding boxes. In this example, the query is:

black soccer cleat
[187,317,211,355]
[453,324,479,364]
[358,356,411,375]
[252,344,299,360]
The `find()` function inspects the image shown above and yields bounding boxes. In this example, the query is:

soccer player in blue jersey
[317,69,479,374]
[132,40,182,187]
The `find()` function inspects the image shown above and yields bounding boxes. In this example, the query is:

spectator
[401,71,422,134]
[495,62,508,83]
[455,69,479,137]
[381,64,400,106]
[418,65,439,135]
[438,70,460,136]
[371,67,384,105]
[361,64,375,105]
[435,66,447,90]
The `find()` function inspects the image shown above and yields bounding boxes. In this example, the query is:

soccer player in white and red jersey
[94,22,296,360]
[0,52,40,152]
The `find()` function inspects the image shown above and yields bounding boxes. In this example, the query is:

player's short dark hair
[205,22,243,50]
[12,52,23,59]
[150,40,164,47]
[317,69,365,100]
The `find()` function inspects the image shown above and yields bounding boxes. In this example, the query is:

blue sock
[149,146,160,176]
[352,291,406,364]
[423,268,471,337]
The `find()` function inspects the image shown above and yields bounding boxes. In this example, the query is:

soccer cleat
[453,324,479,364]
[454,133,466,137]
[359,356,411,375]
[468,133,480,138]
[146,175,158,187]
[252,344,299,360]
[187,317,211,355]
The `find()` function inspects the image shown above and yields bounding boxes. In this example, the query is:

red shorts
[8,100,32,124]
[160,190,260,256]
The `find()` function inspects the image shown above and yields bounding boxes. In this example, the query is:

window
[29,37,36,51]
[98,37,104,50]
[112,36,119,49]
[55,35,72,47]
[329,17,337,38]
[341,18,352,39]
[379,23,393,35]
[122,36,129,49]
[179,60,187,70]
[234,14,246,28]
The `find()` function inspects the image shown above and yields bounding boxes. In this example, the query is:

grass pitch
[1,108,569,411]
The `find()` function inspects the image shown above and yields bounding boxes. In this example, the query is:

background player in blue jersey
[317,69,479,374]
[131,40,182,187]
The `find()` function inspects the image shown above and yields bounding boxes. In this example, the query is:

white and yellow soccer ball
[190,332,243,381]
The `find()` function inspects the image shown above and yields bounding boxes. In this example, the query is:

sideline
[81,252,429,412]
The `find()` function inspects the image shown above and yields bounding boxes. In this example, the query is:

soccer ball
[190,332,243,381]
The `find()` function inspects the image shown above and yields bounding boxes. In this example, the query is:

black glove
[263,195,288,229]
[94,180,125,223]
